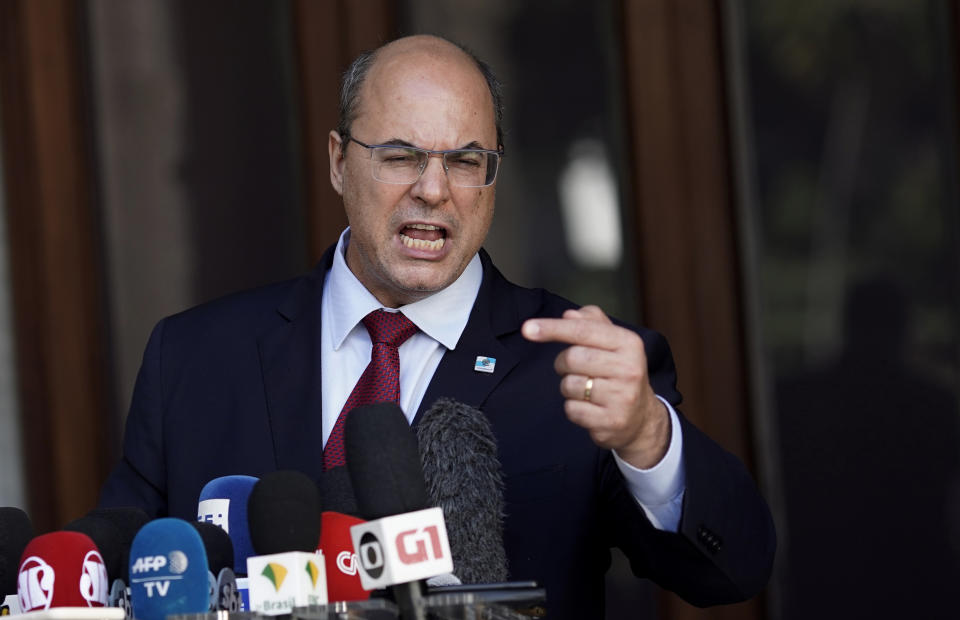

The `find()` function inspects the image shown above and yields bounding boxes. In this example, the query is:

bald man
[101,35,775,618]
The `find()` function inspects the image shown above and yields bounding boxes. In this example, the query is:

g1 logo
[396,525,445,564]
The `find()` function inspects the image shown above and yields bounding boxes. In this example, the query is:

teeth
[407,224,441,231]
[400,234,445,251]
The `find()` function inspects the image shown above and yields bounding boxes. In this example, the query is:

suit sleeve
[98,319,169,518]
[602,328,776,606]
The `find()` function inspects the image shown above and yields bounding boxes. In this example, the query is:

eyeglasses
[344,136,503,187]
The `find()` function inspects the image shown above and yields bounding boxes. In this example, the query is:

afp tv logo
[130,551,189,598]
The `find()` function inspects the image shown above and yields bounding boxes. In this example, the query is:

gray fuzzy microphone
[416,398,508,583]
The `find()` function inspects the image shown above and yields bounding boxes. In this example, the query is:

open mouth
[399,223,446,251]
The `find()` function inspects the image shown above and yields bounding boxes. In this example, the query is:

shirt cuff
[612,395,686,532]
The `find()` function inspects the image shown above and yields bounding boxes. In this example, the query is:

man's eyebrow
[378,138,491,150]
[380,138,417,148]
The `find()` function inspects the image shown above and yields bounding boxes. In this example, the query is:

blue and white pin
[474,356,496,374]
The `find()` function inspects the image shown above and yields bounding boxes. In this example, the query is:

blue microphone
[128,518,210,620]
[197,475,258,576]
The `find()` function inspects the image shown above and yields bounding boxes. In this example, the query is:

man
[100,35,775,617]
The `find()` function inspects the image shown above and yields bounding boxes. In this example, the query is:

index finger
[521,316,626,350]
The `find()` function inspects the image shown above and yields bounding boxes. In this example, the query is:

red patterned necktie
[323,309,419,470]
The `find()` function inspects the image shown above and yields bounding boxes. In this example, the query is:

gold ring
[583,377,594,402]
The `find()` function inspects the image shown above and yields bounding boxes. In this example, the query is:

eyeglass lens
[369,146,498,187]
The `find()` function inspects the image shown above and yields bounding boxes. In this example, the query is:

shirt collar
[326,228,482,351]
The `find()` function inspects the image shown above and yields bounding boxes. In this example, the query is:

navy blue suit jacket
[100,247,775,618]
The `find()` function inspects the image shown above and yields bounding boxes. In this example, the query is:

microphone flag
[245,471,327,614]
[318,511,370,602]
[349,507,453,591]
[246,552,327,615]
[128,518,210,620]
[17,531,109,611]
[197,475,258,576]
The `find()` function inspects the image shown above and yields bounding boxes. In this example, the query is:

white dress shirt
[320,229,686,531]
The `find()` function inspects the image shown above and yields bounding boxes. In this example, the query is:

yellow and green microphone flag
[261,562,288,591]
[305,560,320,588]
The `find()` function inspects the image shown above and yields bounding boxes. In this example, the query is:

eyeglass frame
[341,135,504,187]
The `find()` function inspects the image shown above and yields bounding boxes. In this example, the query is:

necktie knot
[362,309,418,348]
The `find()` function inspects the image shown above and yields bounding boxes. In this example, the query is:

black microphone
[319,466,360,517]
[83,507,149,618]
[64,515,124,585]
[245,470,327,613]
[345,402,453,620]
[416,397,508,584]
[190,521,240,612]
[85,506,150,583]
[1,507,33,614]
[247,470,322,555]
[65,512,128,615]
[346,402,430,520]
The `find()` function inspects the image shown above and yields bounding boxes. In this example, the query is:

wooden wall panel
[619,0,764,618]
[0,0,110,532]
[292,0,397,262]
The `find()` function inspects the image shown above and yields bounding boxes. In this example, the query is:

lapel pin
[474,356,496,374]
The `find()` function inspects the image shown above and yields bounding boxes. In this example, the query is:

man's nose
[410,153,450,204]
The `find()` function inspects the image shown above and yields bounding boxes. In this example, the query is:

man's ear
[329,130,346,195]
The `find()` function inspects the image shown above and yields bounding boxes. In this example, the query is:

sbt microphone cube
[350,507,453,591]
[246,551,327,615]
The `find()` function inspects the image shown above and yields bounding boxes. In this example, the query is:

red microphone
[318,512,370,602]
[18,531,109,611]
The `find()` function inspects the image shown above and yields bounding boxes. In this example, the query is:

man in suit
[100,34,775,617]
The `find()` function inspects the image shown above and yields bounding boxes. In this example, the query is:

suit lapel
[257,248,335,479]
[414,250,522,423]
[258,246,528,469]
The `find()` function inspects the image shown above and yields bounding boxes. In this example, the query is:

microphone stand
[392,581,427,620]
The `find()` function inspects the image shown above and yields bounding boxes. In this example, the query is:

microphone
[128,518,210,620]
[416,399,547,614]
[1,507,33,615]
[416,398,508,583]
[197,475,258,576]
[345,402,453,620]
[86,506,150,582]
[17,531,109,610]
[190,521,241,612]
[319,466,359,518]
[64,516,125,590]
[85,507,149,584]
[83,507,149,618]
[245,470,327,614]
[318,511,369,603]
[64,514,130,618]
[316,468,370,603]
